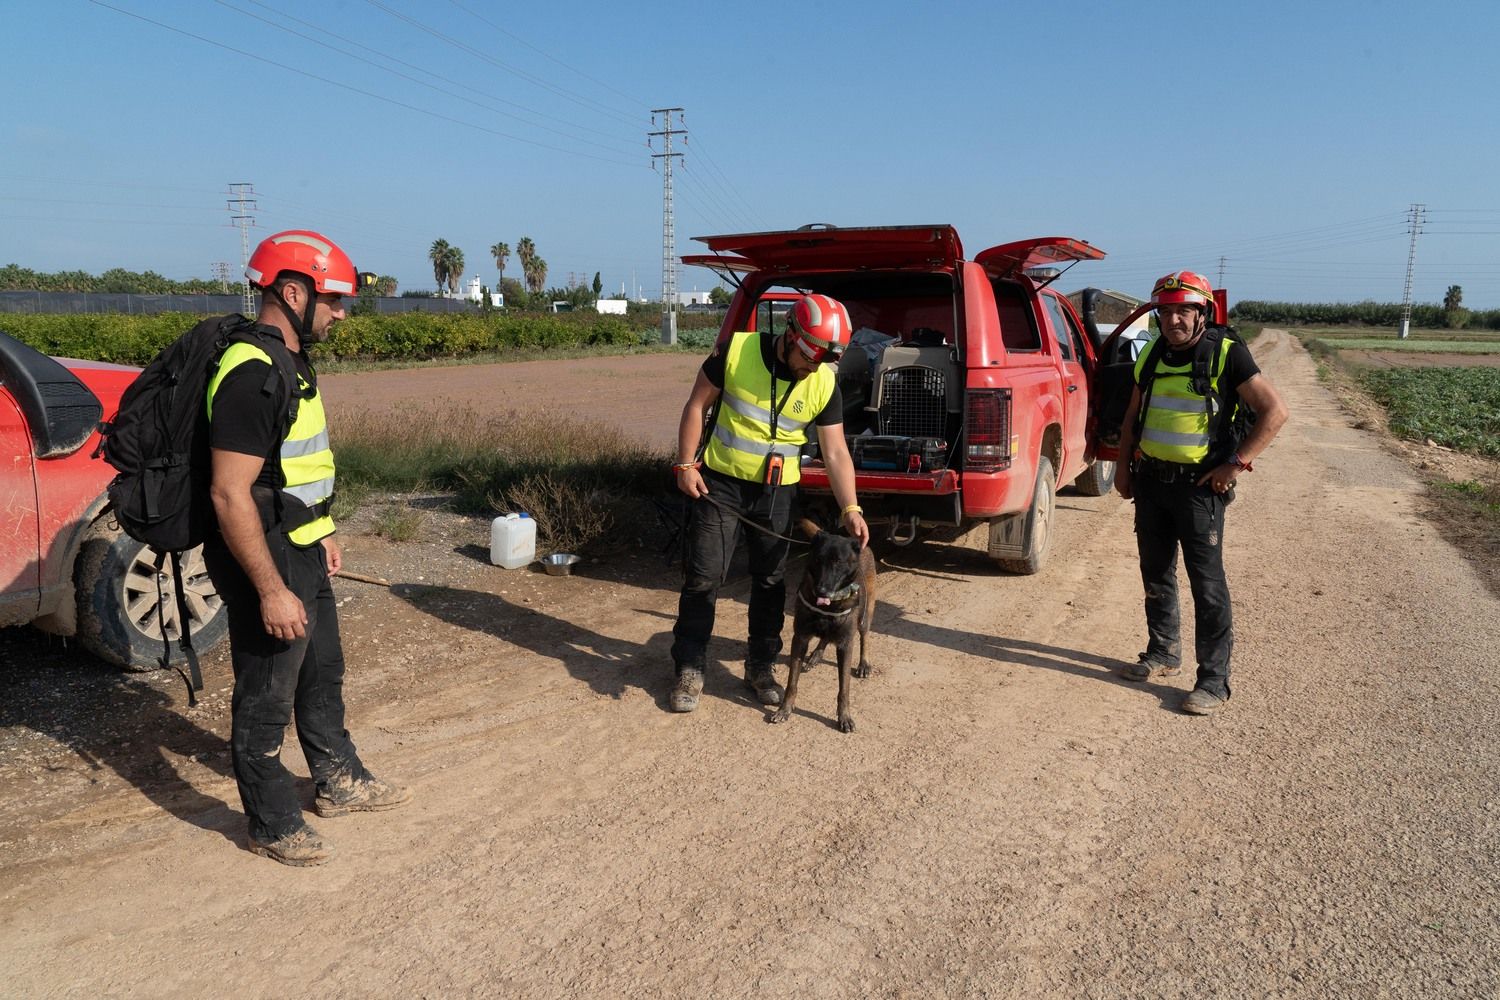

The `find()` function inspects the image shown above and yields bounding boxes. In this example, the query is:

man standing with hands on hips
[668,294,869,713]
[1114,271,1288,716]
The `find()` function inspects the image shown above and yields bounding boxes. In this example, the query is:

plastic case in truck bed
[849,435,948,473]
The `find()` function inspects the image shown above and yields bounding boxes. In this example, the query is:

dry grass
[328,405,669,554]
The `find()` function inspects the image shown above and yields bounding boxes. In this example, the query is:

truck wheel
[1073,458,1116,497]
[992,456,1056,575]
[75,528,229,672]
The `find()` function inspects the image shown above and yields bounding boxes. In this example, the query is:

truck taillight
[964,388,1012,473]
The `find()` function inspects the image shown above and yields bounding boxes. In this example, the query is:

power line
[89,1,644,168]
[217,0,643,155]
[361,0,642,130]
[444,0,647,112]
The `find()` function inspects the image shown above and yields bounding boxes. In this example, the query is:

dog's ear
[798,517,822,540]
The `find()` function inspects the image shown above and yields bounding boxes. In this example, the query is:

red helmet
[787,294,853,362]
[245,230,358,296]
[1151,271,1214,310]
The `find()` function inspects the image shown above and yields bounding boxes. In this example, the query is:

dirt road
[2,331,1496,998]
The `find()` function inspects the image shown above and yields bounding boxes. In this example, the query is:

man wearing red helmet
[1113,271,1288,715]
[668,293,870,712]
[203,230,408,865]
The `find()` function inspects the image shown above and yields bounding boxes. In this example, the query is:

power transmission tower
[1398,203,1425,340]
[227,183,258,315]
[210,261,231,292]
[650,108,685,344]
[1218,256,1227,289]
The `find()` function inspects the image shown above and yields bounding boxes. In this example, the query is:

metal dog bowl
[540,553,581,576]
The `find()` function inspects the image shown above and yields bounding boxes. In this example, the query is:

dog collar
[798,590,856,618]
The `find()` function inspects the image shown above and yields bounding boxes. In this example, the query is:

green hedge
[0,311,653,365]
[1232,300,1500,331]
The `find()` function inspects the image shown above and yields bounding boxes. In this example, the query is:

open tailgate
[692,225,964,272]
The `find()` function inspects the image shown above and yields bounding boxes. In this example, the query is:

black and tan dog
[769,518,876,732]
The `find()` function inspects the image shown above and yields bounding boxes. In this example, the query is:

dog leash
[693,489,810,545]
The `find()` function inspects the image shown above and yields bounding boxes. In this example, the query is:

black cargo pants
[1132,466,1235,700]
[671,468,795,674]
[205,530,369,843]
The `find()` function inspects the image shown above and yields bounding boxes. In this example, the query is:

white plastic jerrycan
[489,513,536,569]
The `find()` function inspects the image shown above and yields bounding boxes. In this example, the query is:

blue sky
[4,0,1499,309]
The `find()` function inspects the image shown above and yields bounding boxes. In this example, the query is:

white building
[467,275,503,308]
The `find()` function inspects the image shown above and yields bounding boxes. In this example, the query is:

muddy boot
[669,667,705,713]
[746,661,784,707]
[249,824,335,867]
[314,773,413,818]
[1181,688,1227,716]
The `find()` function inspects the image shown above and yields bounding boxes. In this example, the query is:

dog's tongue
[817,596,831,606]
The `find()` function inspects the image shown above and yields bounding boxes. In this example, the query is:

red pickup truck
[1,331,228,668]
[687,224,1112,573]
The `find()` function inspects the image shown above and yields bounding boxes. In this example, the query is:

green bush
[0,310,649,365]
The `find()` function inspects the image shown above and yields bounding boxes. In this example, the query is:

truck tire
[74,527,229,672]
[1073,458,1116,497]
[992,456,1056,575]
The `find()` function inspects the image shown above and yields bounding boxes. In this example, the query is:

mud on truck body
[1,331,229,670]
[687,224,1112,574]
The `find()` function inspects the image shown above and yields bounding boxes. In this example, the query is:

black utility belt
[1134,457,1208,484]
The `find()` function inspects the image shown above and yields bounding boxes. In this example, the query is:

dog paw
[853,663,871,679]
[837,714,855,733]
[768,707,791,724]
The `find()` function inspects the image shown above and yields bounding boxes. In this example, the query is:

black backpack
[1132,324,1256,467]
[99,314,297,700]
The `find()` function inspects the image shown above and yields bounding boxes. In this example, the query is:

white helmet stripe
[272,232,334,255]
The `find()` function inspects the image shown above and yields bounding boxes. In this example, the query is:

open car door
[975,236,1105,280]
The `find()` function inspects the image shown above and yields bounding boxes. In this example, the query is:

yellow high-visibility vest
[703,332,835,486]
[1134,333,1235,465]
[207,342,336,546]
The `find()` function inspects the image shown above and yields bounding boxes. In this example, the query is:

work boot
[1122,652,1182,682]
[1181,688,1227,716]
[249,824,335,867]
[746,661,784,707]
[669,667,705,713]
[314,773,413,818]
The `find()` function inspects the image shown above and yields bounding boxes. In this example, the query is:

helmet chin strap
[265,276,316,349]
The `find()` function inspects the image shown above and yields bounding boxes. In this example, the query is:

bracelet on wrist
[1230,453,1253,472]
[672,462,698,472]
[840,504,863,517]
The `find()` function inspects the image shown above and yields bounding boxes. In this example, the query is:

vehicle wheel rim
[1036,478,1054,555]
[122,545,223,641]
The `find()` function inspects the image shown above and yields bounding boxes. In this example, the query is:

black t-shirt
[209,342,314,492]
[699,333,844,427]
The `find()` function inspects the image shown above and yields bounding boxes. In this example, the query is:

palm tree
[1444,285,1464,312]
[490,242,510,285]
[526,256,548,295]
[445,245,465,297]
[516,236,536,278]
[429,239,451,294]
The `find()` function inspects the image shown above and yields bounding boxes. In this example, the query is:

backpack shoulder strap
[1133,334,1171,437]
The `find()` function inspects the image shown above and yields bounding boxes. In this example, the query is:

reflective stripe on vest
[702,332,834,486]
[1133,333,1234,464]
[207,341,337,546]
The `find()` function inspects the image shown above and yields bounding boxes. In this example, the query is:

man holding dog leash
[1114,271,1288,716]
[668,294,870,713]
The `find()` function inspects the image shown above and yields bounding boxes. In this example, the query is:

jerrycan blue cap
[517,512,530,518]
